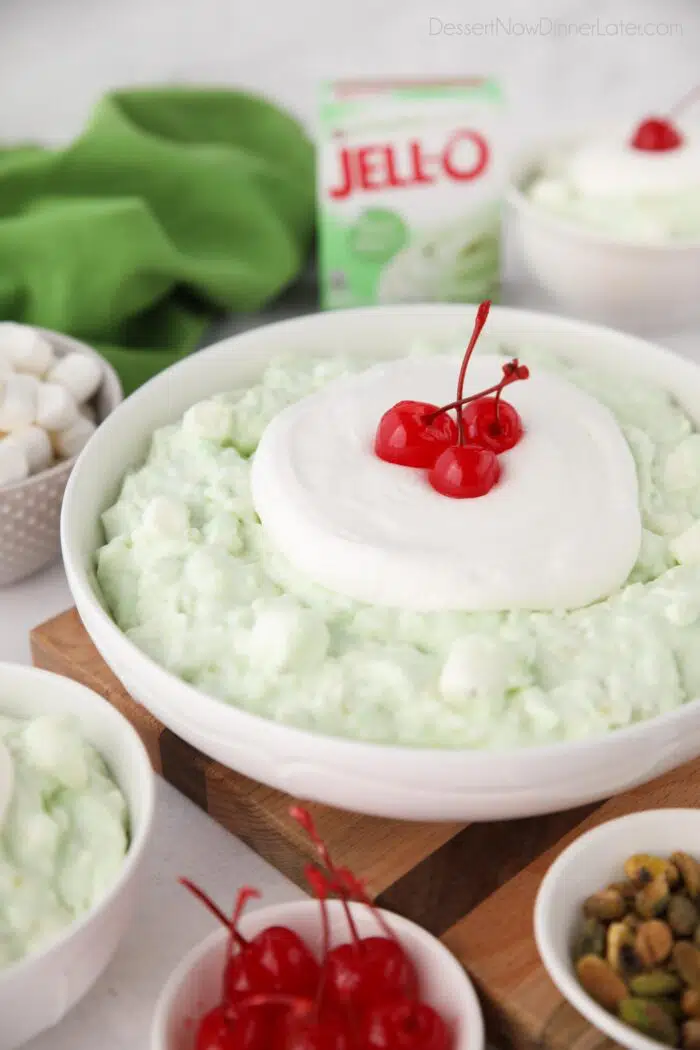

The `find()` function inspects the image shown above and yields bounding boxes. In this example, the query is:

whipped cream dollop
[251,355,642,611]
[527,125,700,241]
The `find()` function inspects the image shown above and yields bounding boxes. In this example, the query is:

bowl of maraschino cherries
[152,808,483,1050]
[509,85,700,331]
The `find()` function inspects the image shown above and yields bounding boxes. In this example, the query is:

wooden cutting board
[30,608,700,1050]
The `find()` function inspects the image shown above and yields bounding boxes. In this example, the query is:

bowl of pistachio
[534,809,700,1050]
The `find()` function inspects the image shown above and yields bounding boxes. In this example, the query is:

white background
[1,0,700,1047]
[1,0,699,145]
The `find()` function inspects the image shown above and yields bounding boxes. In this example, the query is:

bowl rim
[506,132,700,253]
[151,899,484,1050]
[533,808,700,1050]
[61,301,700,764]
[0,325,123,496]
[0,661,155,984]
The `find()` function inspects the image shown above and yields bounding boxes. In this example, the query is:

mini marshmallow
[0,439,30,486]
[0,374,39,430]
[4,426,53,475]
[51,415,96,459]
[0,323,54,376]
[35,382,79,431]
[48,352,102,405]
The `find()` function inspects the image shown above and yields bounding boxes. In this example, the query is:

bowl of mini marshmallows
[0,322,122,586]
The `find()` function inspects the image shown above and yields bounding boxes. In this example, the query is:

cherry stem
[335,869,397,943]
[291,806,362,950]
[305,864,331,1013]
[669,84,700,119]
[493,371,511,430]
[424,363,525,424]
[455,300,491,446]
[178,878,258,952]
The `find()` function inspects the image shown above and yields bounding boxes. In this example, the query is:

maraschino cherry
[631,118,683,152]
[374,400,457,468]
[461,359,530,454]
[428,444,500,499]
[182,804,455,1050]
[358,999,452,1050]
[181,880,320,1002]
[631,84,700,152]
[290,807,419,1015]
[374,300,529,499]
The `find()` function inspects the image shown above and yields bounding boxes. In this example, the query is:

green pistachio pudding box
[317,78,504,309]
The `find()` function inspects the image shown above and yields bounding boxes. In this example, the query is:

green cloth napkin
[0,88,315,394]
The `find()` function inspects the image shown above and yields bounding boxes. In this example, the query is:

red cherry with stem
[631,117,683,152]
[631,84,700,152]
[325,938,419,1012]
[252,926,320,998]
[358,999,453,1050]
[462,398,521,452]
[374,400,458,468]
[429,445,500,499]
[179,879,320,1003]
[291,808,419,1014]
[461,359,529,454]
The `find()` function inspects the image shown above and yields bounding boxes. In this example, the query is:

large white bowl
[508,138,700,332]
[534,809,700,1050]
[152,899,482,1050]
[61,304,700,822]
[0,662,155,1049]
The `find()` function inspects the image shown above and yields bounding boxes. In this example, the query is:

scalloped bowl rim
[0,326,123,496]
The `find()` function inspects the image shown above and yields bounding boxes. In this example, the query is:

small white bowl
[152,899,483,1050]
[0,662,155,1049]
[534,808,700,1050]
[508,137,700,333]
[0,326,122,587]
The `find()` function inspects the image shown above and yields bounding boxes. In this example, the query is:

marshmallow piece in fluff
[36,382,79,431]
[0,439,30,485]
[0,323,54,376]
[4,426,53,475]
[48,352,102,404]
[0,374,39,430]
[52,415,96,459]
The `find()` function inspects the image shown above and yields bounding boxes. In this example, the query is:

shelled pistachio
[571,850,700,1048]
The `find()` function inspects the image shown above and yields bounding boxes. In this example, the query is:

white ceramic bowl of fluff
[0,662,155,1050]
[508,130,700,333]
[61,304,700,823]
[534,809,700,1050]
[152,899,482,1050]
